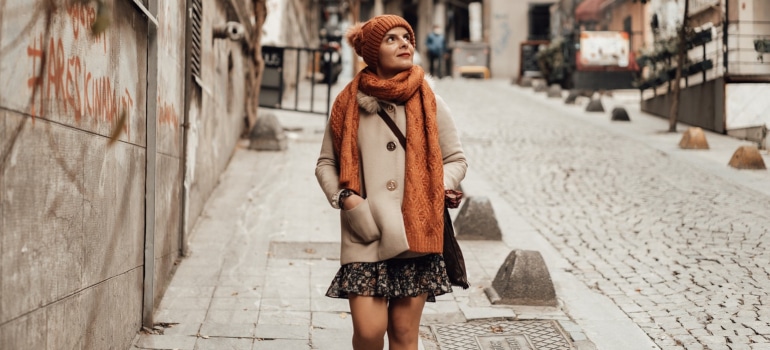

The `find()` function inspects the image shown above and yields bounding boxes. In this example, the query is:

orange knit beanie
[346,15,416,69]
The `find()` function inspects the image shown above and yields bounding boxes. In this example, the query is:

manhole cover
[269,241,339,260]
[430,320,573,350]
[476,335,534,350]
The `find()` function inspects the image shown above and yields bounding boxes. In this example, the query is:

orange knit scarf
[329,66,444,254]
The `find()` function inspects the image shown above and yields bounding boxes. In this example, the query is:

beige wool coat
[315,89,467,265]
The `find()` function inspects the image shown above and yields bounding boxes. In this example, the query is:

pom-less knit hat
[346,15,416,69]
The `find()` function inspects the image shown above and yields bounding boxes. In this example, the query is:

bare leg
[386,294,428,350]
[349,294,388,350]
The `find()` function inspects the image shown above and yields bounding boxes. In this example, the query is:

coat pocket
[342,200,381,243]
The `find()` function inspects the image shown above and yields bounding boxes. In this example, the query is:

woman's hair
[346,15,415,69]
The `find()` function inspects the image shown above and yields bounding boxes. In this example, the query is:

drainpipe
[138,0,160,328]
[180,0,193,258]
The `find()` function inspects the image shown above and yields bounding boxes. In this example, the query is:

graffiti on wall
[493,14,511,56]
[25,2,133,138]
[157,98,179,127]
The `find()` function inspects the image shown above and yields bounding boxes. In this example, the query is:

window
[528,4,552,41]
[623,16,632,35]
[190,0,202,81]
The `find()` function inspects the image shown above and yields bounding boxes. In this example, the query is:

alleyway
[134,78,770,350]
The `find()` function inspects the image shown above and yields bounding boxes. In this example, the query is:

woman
[315,14,467,350]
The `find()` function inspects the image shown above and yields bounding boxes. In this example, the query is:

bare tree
[243,0,268,136]
[668,0,690,132]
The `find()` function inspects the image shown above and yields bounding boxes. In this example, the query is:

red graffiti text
[27,34,133,138]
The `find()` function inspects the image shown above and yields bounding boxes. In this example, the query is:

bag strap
[376,108,406,150]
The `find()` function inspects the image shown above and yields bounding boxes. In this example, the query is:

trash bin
[259,46,284,108]
[451,42,490,79]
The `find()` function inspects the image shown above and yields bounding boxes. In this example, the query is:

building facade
[0,0,263,348]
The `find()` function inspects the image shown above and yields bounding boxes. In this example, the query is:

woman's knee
[387,321,418,343]
[353,326,387,344]
[386,295,426,345]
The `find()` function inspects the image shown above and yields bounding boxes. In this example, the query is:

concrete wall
[0,0,252,348]
[185,0,248,239]
[488,0,555,80]
[641,77,726,133]
[0,0,147,347]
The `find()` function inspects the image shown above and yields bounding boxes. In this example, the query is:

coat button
[387,105,394,112]
[387,142,396,151]
[386,180,398,191]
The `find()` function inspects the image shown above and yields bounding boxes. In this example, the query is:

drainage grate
[430,320,573,350]
[269,241,340,260]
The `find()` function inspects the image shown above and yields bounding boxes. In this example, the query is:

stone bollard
[518,77,533,87]
[547,84,562,98]
[484,250,557,306]
[728,145,766,170]
[564,90,580,104]
[533,80,548,92]
[248,113,287,151]
[610,107,630,121]
[585,98,604,112]
[679,127,709,149]
[453,196,502,240]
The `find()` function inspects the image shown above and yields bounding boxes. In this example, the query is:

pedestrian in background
[426,24,446,78]
[315,14,467,350]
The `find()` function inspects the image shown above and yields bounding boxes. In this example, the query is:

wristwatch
[338,189,354,209]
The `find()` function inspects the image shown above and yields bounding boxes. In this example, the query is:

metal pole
[294,51,301,111]
[180,0,193,258]
[310,49,316,113]
[142,0,159,328]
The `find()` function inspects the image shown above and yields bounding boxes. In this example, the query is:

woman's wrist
[338,189,353,209]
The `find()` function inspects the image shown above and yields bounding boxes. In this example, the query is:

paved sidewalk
[131,78,769,350]
[131,107,592,350]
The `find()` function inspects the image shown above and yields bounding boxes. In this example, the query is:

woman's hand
[342,194,364,210]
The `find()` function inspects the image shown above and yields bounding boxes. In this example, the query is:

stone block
[486,250,557,307]
[564,90,580,104]
[453,196,502,240]
[728,145,766,170]
[248,113,287,151]
[547,84,562,98]
[518,77,533,87]
[585,98,604,112]
[533,80,548,92]
[611,107,631,121]
[678,127,710,149]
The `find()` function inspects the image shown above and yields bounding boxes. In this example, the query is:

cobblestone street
[436,79,770,350]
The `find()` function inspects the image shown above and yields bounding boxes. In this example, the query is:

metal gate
[260,45,338,116]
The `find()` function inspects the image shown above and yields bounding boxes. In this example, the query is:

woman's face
[377,27,414,79]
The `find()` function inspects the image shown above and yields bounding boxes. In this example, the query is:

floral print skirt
[325,253,452,302]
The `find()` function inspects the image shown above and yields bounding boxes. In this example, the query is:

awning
[575,0,607,23]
